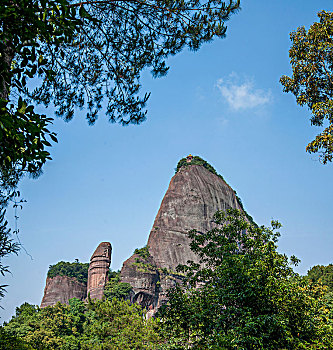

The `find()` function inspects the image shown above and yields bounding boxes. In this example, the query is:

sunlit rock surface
[41,242,111,307]
[40,275,86,308]
[87,242,112,300]
[121,164,242,314]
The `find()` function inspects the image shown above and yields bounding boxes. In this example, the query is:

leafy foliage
[47,260,89,284]
[2,0,241,124]
[82,298,162,349]
[0,0,242,190]
[0,209,19,301]
[307,264,333,325]
[307,264,333,293]
[134,245,151,259]
[0,0,75,188]
[2,298,163,349]
[280,11,333,164]
[0,98,57,180]
[161,209,333,349]
[0,326,33,350]
[104,271,133,301]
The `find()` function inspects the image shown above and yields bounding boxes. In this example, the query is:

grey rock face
[120,164,242,313]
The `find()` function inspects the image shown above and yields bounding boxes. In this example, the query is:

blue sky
[1,0,333,322]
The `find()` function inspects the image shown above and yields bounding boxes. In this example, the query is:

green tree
[47,260,89,284]
[104,271,133,301]
[161,209,333,349]
[1,0,241,180]
[307,264,333,293]
[4,302,79,349]
[307,264,333,325]
[3,298,164,349]
[0,326,33,350]
[280,10,333,164]
[82,298,162,349]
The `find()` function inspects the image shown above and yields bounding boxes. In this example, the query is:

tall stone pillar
[87,242,112,300]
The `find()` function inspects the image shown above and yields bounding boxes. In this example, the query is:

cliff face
[121,164,242,313]
[147,164,241,270]
[40,276,86,308]
[121,254,159,308]
[87,242,112,300]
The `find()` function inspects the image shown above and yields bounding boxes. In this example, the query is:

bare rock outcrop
[121,253,159,308]
[120,162,242,313]
[87,242,112,300]
[40,275,86,308]
[147,164,241,270]
[40,242,111,307]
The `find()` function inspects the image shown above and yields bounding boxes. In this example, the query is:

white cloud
[216,75,272,111]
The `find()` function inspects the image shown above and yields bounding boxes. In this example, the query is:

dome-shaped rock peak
[121,157,243,314]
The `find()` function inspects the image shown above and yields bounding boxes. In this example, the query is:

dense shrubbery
[47,260,89,284]
[104,271,133,301]
[1,298,163,350]
[307,264,333,292]
[134,245,151,259]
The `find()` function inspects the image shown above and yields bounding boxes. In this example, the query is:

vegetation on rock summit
[47,260,89,285]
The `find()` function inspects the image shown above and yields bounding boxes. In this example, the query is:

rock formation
[87,242,112,300]
[120,161,242,314]
[40,156,246,313]
[40,275,86,308]
[41,242,111,307]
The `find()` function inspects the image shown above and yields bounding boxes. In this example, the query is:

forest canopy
[307,264,333,292]
[1,298,163,350]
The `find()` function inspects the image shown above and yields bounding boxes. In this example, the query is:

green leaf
[79,5,92,19]
[17,100,27,114]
